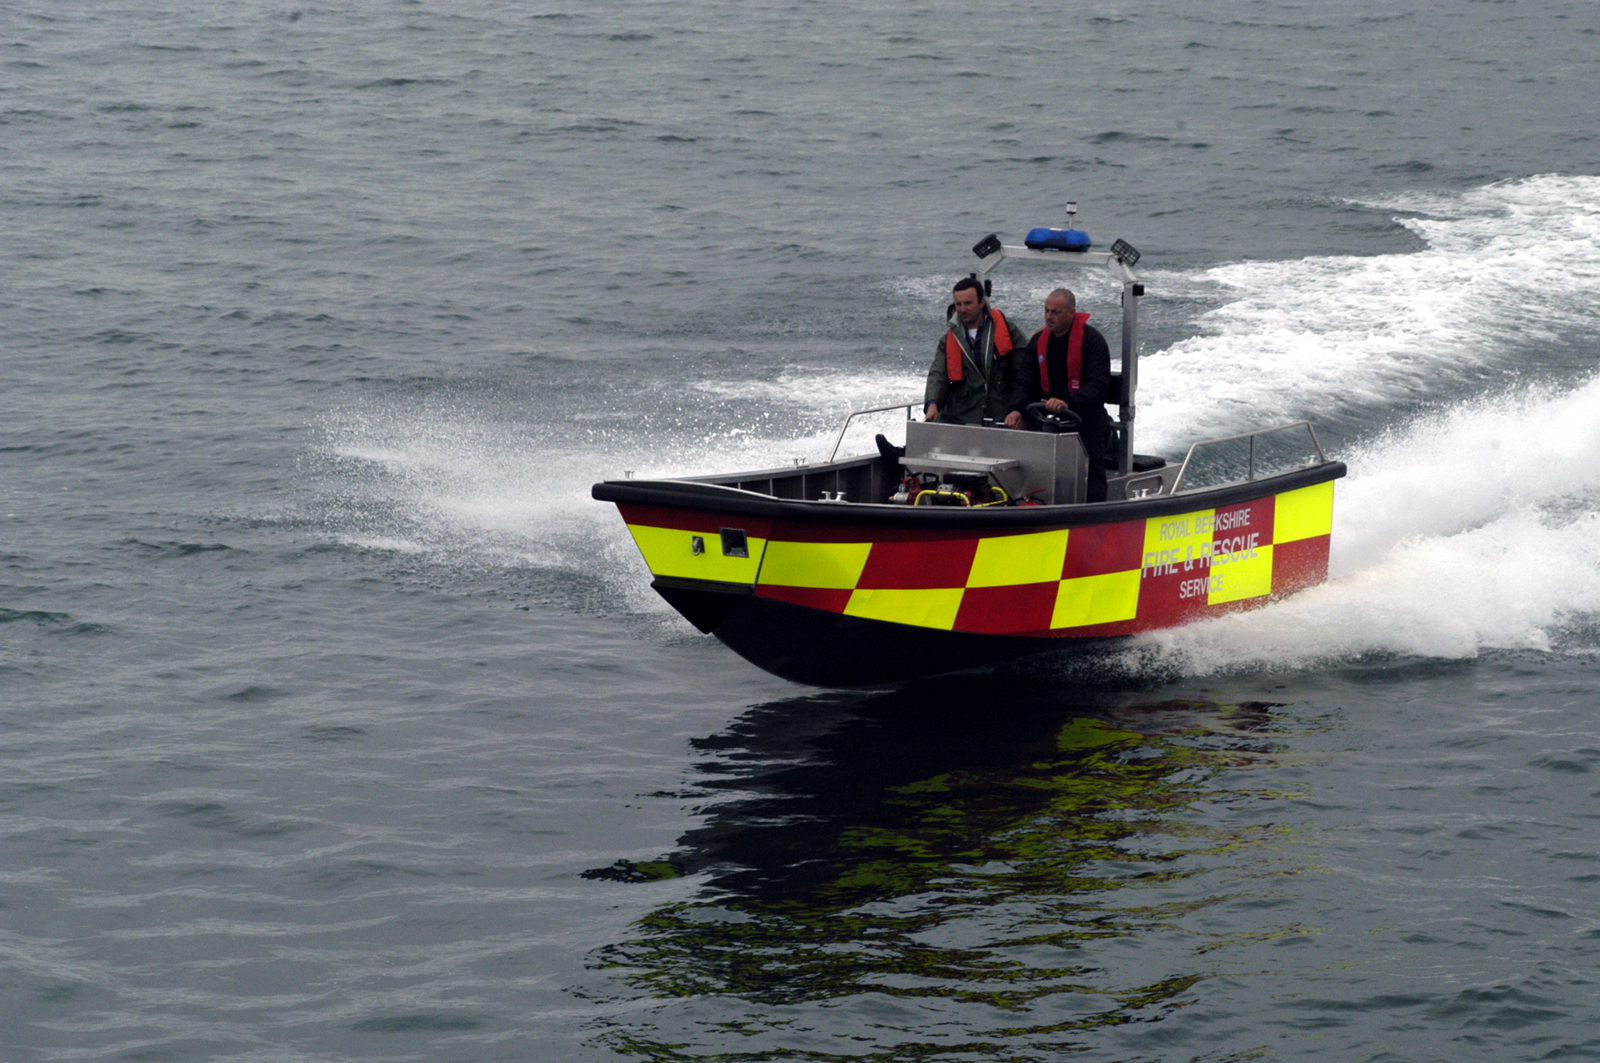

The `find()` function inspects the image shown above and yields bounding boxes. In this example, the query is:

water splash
[1121,376,1600,675]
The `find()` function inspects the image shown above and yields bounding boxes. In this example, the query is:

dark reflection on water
[583,676,1319,1060]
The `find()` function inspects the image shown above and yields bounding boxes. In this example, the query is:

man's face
[1043,294,1073,335]
[953,287,984,327]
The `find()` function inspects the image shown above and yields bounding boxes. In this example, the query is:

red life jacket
[1036,312,1090,395]
[944,307,1013,382]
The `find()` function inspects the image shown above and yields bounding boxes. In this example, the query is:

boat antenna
[1064,200,1078,226]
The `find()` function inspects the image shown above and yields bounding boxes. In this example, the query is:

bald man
[1006,288,1112,501]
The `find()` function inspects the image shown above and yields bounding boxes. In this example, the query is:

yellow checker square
[760,539,872,589]
[844,587,964,630]
[1051,570,1141,629]
[1273,481,1334,544]
[1143,508,1216,557]
[629,525,766,583]
[1208,542,1274,604]
[966,529,1070,588]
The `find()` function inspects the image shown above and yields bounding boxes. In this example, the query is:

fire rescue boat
[593,224,1345,686]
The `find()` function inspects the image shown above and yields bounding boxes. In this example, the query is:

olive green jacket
[924,305,1027,425]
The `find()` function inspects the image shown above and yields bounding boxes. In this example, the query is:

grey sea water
[5,1,1600,1060]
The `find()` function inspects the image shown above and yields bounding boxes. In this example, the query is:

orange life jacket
[944,307,1013,383]
[1036,312,1090,395]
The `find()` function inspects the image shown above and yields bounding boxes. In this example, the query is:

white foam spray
[311,367,920,612]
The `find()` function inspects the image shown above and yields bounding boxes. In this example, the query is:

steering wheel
[1026,401,1082,433]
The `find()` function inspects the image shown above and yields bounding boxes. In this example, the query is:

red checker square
[1136,567,1214,627]
[1211,496,1275,546]
[954,582,1058,634]
[856,537,978,589]
[754,584,854,614]
[1062,518,1145,579]
[1271,534,1330,595]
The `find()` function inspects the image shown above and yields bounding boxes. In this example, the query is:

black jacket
[1008,322,1112,428]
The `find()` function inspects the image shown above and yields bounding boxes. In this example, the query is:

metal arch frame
[974,245,1143,476]
[1168,421,1327,495]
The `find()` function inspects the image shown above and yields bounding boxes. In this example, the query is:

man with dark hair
[923,278,1027,426]
[1005,288,1113,502]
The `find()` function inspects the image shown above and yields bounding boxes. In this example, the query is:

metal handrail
[1170,421,1327,494]
[827,401,919,462]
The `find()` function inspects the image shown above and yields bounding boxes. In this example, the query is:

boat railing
[1170,421,1328,494]
[827,402,919,462]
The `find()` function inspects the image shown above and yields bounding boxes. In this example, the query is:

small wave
[354,77,454,89]
[0,608,110,637]
[122,539,233,558]
[350,1013,484,1033]
[1090,130,1173,145]
[222,685,286,703]
[554,119,643,134]
[0,608,74,626]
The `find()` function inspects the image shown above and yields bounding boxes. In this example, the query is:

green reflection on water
[584,686,1314,1061]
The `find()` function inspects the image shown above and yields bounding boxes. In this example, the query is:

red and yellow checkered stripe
[620,480,1333,637]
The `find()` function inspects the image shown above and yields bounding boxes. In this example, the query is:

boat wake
[1138,174,1600,453]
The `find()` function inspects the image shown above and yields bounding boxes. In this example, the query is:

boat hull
[595,462,1343,686]
[652,579,1101,685]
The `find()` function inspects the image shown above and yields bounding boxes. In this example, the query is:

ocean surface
[5,1,1600,1059]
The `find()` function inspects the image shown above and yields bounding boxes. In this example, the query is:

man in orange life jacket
[1005,288,1112,502]
[923,277,1027,426]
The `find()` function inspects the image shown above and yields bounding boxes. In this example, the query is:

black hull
[703,590,1114,687]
